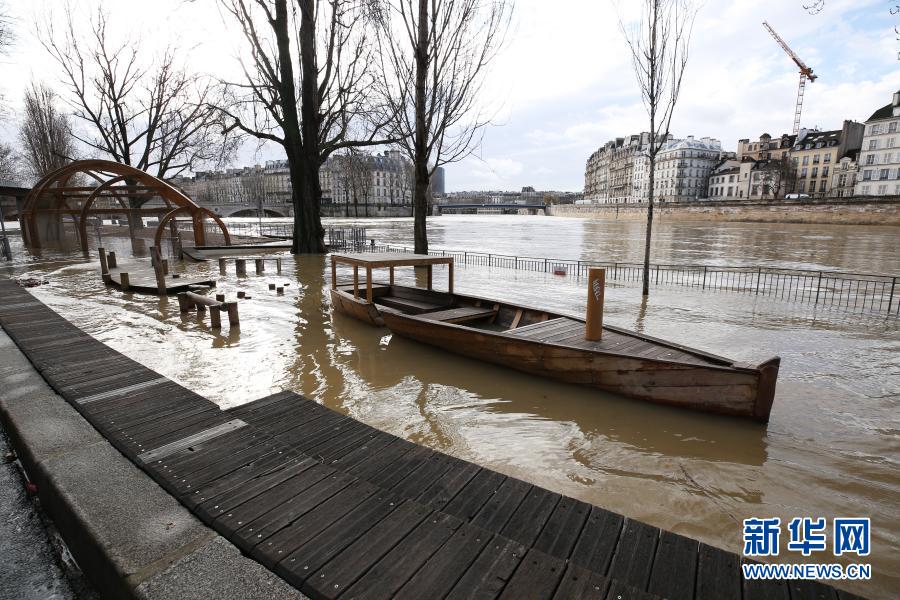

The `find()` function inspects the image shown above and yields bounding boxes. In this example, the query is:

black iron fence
[358,242,899,317]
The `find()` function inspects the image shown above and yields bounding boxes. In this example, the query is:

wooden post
[255,258,264,274]
[448,260,454,295]
[585,268,605,341]
[120,272,130,292]
[177,292,192,313]
[224,301,239,327]
[269,283,276,290]
[427,264,433,290]
[331,257,337,289]
[219,258,227,275]
[235,259,247,275]
[366,266,373,303]
[216,293,225,302]
[353,265,359,299]
[276,258,282,274]
[107,251,117,269]
[389,266,394,285]
[237,291,246,299]
[150,246,167,296]
[276,286,284,295]
[210,305,222,329]
[98,248,110,283]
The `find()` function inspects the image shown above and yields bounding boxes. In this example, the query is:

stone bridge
[199,201,294,219]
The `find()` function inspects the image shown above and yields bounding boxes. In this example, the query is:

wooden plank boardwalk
[0,278,865,600]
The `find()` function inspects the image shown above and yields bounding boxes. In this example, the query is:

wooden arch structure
[20,159,230,251]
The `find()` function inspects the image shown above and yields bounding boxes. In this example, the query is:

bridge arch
[225,207,287,218]
[21,159,230,250]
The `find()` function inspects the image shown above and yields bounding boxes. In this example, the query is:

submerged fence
[358,242,899,317]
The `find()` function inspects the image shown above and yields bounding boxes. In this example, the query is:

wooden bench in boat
[376,295,451,314]
[336,282,391,297]
[418,306,498,323]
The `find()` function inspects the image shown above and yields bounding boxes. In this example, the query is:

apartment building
[736,133,795,161]
[856,90,900,196]
[654,136,724,202]
[790,121,864,197]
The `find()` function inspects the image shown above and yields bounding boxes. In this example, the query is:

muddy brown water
[2,216,898,598]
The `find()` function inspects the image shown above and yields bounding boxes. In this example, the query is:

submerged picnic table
[0,278,864,600]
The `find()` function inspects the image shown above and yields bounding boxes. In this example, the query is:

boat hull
[330,288,385,326]
[382,311,780,421]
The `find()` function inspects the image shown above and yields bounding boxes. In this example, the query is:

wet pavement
[0,427,95,600]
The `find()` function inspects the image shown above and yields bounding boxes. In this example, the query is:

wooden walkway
[107,265,216,294]
[0,278,863,600]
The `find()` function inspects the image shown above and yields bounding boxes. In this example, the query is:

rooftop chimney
[894,90,900,106]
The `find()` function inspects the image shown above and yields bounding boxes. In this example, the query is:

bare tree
[346,149,374,217]
[0,143,21,184]
[373,0,511,253]
[620,0,697,296]
[217,0,392,253]
[40,6,235,181]
[19,83,76,179]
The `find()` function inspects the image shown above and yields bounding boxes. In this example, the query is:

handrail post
[815,271,823,304]
[888,277,897,314]
[755,267,762,294]
[702,266,707,290]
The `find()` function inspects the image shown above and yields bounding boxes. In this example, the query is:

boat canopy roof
[331,252,453,268]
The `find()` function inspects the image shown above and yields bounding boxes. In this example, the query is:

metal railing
[358,242,899,317]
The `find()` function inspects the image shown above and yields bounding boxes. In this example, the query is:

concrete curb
[0,328,307,600]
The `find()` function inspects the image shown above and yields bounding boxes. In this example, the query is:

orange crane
[762,21,817,135]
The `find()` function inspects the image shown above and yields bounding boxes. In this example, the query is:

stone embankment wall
[547,197,900,226]
[321,204,413,218]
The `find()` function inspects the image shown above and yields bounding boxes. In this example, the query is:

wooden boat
[329,253,780,421]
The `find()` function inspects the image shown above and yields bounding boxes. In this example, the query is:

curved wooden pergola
[20,159,230,251]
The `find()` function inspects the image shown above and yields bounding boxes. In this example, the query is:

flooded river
[2,216,898,598]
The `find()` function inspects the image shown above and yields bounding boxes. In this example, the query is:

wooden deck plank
[647,530,698,600]
[470,478,533,538]
[442,469,508,521]
[499,486,560,549]
[695,542,741,600]
[444,535,528,600]
[533,497,591,560]
[394,526,495,600]
[568,507,624,574]
[498,548,566,599]
[606,519,659,589]
[552,564,611,600]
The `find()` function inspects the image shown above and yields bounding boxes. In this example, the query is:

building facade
[831,153,859,198]
[736,133,795,161]
[856,91,900,196]
[654,136,724,202]
[790,121,864,198]
[584,133,667,203]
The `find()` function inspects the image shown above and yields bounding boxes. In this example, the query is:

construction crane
[762,21,817,135]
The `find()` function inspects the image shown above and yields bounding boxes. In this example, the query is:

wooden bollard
[120,272,130,292]
[210,305,222,329]
[98,248,111,283]
[150,246,167,296]
[255,258,264,274]
[224,301,239,327]
[107,251,117,269]
[237,291,246,299]
[216,293,225,302]
[269,283,276,290]
[235,259,247,275]
[276,258,282,274]
[276,286,284,295]
[177,292,192,313]
[585,268,605,341]
[219,258,227,275]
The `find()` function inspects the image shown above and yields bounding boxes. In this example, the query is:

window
[811,167,818,178]
[890,121,898,133]
[812,154,820,164]
[799,181,806,192]
[838,174,847,186]
[819,180,827,192]
[886,153,894,164]
[727,186,733,196]
[877,184,888,195]
[866,154,876,165]
[822,166,829,177]
[823,154,831,163]
[890,138,897,149]
[861,185,869,194]
[751,184,759,196]
[802,156,809,165]
[728,175,735,183]
[869,140,878,151]
[880,169,889,180]
[863,170,872,181]
[801,168,808,178]
[873,124,883,135]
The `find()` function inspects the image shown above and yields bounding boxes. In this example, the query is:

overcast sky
[1,0,898,192]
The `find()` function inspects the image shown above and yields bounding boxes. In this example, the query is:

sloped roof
[867,102,895,122]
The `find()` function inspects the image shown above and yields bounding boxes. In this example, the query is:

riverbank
[547,196,900,226]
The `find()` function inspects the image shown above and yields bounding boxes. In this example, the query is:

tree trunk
[294,0,326,253]
[412,0,429,254]
[642,153,655,296]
